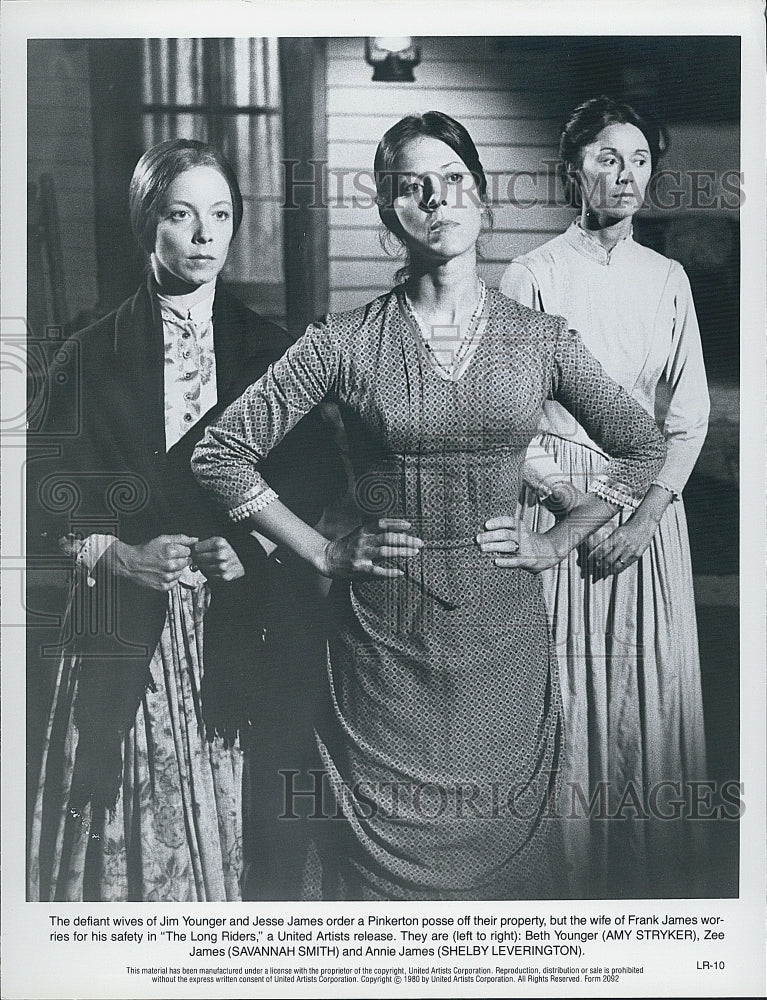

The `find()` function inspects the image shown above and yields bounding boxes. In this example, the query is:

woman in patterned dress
[192,112,666,901]
[501,97,711,897]
[27,139,337,901]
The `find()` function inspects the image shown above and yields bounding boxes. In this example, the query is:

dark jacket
[27,278,343,809]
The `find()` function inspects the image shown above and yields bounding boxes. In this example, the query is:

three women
[30,99,704,902]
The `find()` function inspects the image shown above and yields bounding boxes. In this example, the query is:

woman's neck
[150,256,210,298]
[578,208,633,251]
[405,252,482,324]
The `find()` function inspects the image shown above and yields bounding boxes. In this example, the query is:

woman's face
[574,121,652,223]
[152,165,234,291]
[389,136,483,265]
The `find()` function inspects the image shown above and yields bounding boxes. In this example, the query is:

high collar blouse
[157,279,218,452]
[500,221,710,497]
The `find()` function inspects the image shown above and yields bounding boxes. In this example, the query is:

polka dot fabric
[193,288,666,900]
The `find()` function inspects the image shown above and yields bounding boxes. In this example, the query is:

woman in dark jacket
[27,139,341,901]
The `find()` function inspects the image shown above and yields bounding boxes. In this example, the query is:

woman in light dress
[501,96,710,897]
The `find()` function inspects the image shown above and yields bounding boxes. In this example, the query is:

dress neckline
[155,278,216,321]
[397,280,489,383]
[564,220,635,266]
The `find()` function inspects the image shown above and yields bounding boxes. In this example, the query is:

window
[141,38,285,320]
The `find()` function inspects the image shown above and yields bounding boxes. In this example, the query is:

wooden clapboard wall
[325,37,580,313]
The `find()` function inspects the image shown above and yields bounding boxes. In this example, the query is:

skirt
[522,432,710,898]
[297,549,568,901]
[28,580,243,901]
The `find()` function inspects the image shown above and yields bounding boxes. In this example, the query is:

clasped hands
[578,515,657,581]
[113,534,245,591]
[540,482,659,579]
[476,514,657,577]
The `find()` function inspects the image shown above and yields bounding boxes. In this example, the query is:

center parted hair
[374,111,489,233]
[374,111,490,280]
[128,138,244,255]
[559,96,663,200]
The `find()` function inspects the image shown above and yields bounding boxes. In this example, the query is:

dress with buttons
[160,292,217,450]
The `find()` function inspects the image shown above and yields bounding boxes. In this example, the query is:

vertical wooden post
[88,39,144,312]
[279,38,329,339]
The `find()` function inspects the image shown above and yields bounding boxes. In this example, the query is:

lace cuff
[588,476,643,511]
[651,478,681,501]
[229,486,279,523]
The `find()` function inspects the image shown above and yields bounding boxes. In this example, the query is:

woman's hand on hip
[112,534,198,591]
[192,536,245,582]
[318,518,423,579]
[476,516,563,574]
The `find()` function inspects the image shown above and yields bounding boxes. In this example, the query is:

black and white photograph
[2,1,765,997]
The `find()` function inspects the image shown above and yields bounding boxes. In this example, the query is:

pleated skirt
[522,433,710,898]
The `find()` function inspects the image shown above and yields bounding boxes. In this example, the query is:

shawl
[28,278,343,810]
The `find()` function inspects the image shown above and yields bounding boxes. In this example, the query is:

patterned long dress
[501,222,710,897]
[192,287,665,901]
[28,582,243,901]
[28,283,243,901]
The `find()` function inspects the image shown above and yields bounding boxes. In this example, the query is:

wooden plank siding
[324,38,740,314]
[324,37,579,313]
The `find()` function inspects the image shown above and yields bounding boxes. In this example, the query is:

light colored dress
[192,286,665,901]
[501,221,710,897]
[28,284,243,902]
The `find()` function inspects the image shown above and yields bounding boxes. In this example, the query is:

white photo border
[2,2,764,998]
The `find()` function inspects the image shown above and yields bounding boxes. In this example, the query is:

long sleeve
[652,264,710,497]
[500,260,544,312]
[192,319,341,520]
[550,320,666,508]
[501,262,573,496]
